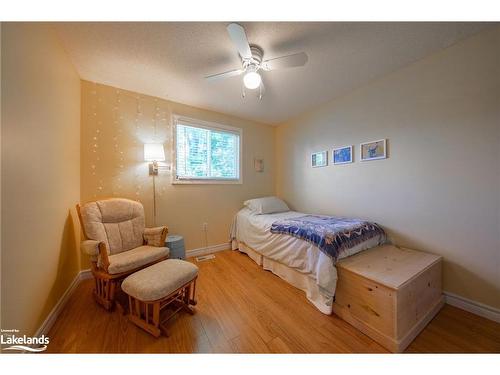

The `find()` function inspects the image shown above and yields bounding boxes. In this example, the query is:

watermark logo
[1,329,49,353]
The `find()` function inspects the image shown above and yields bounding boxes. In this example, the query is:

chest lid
[337,244,441,290]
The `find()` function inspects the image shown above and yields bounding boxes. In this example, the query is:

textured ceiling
[53,22,491,124]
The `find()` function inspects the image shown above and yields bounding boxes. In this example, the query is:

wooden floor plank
[266,337,294,354]
[45,250,500,353]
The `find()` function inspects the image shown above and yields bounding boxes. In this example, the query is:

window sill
[172,178,243,185]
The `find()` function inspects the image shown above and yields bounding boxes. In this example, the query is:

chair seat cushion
[121,259,199,301]
[107,245,170,275]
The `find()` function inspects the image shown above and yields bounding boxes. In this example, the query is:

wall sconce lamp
[144,143,165,226]
[144,143,166,175]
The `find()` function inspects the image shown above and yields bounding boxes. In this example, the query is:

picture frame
[311,150,328,168]
[332,145,353,165]
[254,158,264,172]
[360,139,387,161]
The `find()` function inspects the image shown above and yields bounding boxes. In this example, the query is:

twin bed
[230,197,386,314]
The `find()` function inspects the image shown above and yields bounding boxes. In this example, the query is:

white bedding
[230,208,383,312]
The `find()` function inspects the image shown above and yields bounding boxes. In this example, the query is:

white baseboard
[186,242,230,258]
[444,291,500,323]
[80,268,92,280]
[35,269,91,337]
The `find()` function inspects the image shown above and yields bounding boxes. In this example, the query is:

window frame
[172,115,243,184]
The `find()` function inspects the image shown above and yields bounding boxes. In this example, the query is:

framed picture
[254,158,264,172]
[332,145,353,165]
[360,139,387,161]
[311,150,328,167]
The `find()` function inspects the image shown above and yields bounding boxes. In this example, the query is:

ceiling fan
[205,23,308,99]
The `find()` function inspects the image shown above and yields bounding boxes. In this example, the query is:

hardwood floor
[46,250,500,353]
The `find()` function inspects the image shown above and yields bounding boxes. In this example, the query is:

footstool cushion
[122,259,198,302]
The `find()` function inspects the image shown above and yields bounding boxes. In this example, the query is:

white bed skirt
[237,241,333,315]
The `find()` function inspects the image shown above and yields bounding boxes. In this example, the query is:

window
[174,117,242,183]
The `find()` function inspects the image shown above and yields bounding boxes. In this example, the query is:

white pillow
[244,196,290,215]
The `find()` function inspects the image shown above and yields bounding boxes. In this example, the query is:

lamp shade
[144,143,165,161]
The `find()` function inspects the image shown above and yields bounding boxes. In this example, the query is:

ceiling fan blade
[227,23,252,60]
[262,52,308,71]
[205,68,243,82]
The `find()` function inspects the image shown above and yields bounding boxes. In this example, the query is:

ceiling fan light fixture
[205,23,308,100]
[243,69,261,90]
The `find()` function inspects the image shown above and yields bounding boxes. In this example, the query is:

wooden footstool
[121,259,198,337]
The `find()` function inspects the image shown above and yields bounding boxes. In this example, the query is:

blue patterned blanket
[270,215,386,262]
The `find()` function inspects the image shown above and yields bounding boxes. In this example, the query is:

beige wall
[1,23,81,335]
[0,22,3,330]
[276,27,500,308]
[81,81,275,265]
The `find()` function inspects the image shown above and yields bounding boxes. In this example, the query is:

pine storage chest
[333,244,444,352]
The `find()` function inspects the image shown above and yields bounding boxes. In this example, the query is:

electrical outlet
[202,222,208,231]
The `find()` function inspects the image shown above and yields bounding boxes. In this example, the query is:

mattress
[230,208,384,313]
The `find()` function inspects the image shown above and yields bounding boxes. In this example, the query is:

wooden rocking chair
[77,198,169,310]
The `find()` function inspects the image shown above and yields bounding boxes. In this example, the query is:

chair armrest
[81,240,102,257]
[81,240,110,272]
[143,226,168,247]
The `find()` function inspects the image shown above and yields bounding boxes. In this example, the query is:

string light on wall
[91,82,101,198]
[160,103,170,197]
[112,89,124,196]
[157,103,169,198]
[134,95,142,199]
[85,84,176,220]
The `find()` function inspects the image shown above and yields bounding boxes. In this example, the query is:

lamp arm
[148,160,159,175]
